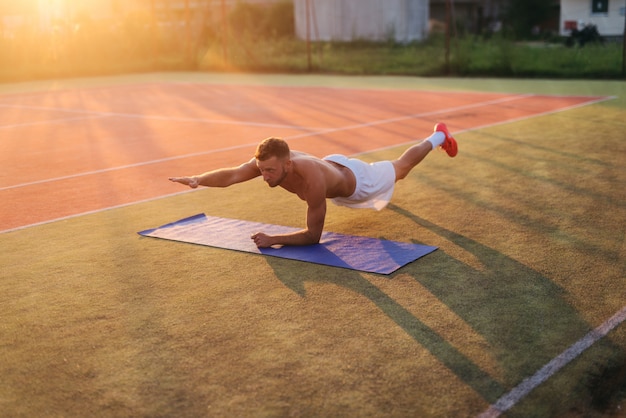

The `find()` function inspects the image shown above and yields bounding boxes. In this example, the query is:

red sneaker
[434,123,458,157]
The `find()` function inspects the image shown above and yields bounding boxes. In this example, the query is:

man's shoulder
[290,150,317,159]
[292,152,325,166]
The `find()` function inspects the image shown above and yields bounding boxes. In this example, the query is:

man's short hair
[255,137,290,161]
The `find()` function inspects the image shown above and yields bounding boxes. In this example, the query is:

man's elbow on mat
[309,229,322,245]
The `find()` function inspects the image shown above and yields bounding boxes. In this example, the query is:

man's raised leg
[392,123,457,181]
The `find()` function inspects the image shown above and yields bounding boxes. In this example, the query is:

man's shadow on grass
[262,244,506,403]
[261,203,617,406]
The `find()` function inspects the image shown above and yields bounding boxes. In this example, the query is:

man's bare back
[279,151,356,200]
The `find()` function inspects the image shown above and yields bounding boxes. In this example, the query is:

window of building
[591,0,609,14]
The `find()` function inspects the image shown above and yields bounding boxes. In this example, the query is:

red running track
[0,82,609,232]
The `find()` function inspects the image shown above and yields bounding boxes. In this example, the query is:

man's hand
[169,176,199,188]
[251,232,274,248]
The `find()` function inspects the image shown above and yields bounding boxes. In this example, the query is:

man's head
[255,137,291,188]
[255,137,290,161]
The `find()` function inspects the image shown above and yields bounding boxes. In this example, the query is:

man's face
[256,156,289,188]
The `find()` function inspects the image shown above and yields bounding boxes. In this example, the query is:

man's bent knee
[392,160,410,182]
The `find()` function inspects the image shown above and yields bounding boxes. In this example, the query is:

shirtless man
[169,123,457,248]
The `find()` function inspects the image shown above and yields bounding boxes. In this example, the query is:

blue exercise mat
[138,214,437,274]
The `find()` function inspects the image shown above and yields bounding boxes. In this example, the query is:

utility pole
[622,1,626,77]
[151,0,159,69]
[445,0,451,74]
[185,0,191,67]
[305,0,312,72]
[221,0,229,65]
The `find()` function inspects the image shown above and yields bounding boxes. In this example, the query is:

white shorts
[323,154,396,211]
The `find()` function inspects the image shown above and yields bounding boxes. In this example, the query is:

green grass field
[1,73,625,417]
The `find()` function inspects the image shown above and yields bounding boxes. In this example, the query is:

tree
[505,0,556,39]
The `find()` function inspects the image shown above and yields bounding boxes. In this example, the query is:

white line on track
[0,102,321,131]
[478,305,626,418]
[286,94,534,140]
[0,141,260,192]
[348,95,615,157]
[0,92,613,234]
[0,188,199,234]
[0,94,531,192]
[0,114,112,130]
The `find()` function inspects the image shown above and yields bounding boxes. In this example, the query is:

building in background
[293,0,429,43]
[560,0,625,37]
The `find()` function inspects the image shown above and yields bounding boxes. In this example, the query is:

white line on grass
[478,305,626,418]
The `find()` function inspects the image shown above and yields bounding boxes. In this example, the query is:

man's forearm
[273,230,320,246]
[169,171,230,189]
[252,229,320,247]
[196,169,235,188]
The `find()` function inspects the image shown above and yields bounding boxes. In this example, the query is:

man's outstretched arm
[169,158,260,189]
